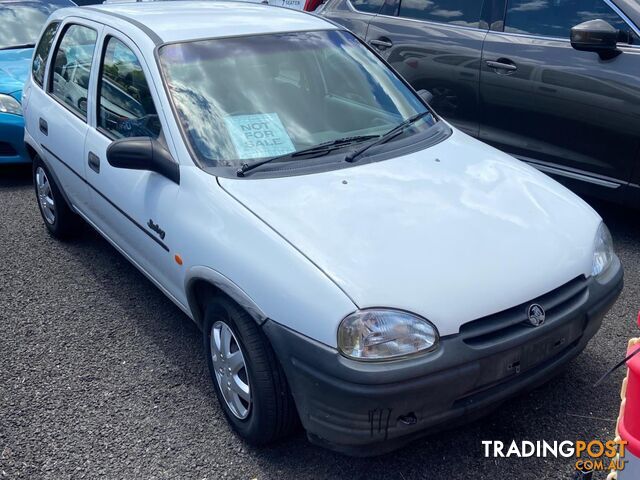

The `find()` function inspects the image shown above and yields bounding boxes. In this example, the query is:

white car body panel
[175,167,358,346]
[219,129,601,337]
[23,1,603,349]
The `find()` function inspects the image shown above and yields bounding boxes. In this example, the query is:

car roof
[63,1,338,45]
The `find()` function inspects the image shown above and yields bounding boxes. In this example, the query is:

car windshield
[158,30,435,170]
[0,0,74,50]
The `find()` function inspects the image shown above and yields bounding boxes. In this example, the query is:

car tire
[33,155,80,239]
[203,295,298,445]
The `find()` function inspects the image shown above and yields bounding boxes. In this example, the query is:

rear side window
[32,22,60,88]
[351,0,385,14]
[97,37,161,139]
[505,0,638,42]
[49,24,98,120]
[398,0,483,28]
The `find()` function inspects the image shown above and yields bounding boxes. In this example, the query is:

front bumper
[263,257,623,455]
[0,113,29,164]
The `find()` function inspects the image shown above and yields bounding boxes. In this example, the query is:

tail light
[304,0,323,10]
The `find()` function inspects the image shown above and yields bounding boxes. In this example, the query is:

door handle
[486,59,518,72]
[370,38,393,49]
[39,118,48,136]
[88,151,100,173]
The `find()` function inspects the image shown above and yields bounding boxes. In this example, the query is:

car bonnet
[0,48,32,97]
[218,129,602,336]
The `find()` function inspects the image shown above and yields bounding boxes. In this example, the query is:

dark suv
[320,0,640,207]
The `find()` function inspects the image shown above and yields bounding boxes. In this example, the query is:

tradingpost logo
[482,440,628,473]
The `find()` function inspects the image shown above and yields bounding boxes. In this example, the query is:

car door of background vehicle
[32,19,102,214]
[479,0,640,200]
[83,28,184,304]
[321,0,381,39]
[364,0,490,136]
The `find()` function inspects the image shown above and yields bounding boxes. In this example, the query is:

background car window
[351,0,385,14]
[398,0,483,28]
[319,49,397,113]
[50,24,98,119]
[98,37,161,139]
[32,22,60,88]
[0,0,73,50]
[505,0,639,42]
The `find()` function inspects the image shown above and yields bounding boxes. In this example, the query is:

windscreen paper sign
[224,113,295,160]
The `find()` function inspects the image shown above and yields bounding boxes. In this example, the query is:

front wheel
[203,296,298,444]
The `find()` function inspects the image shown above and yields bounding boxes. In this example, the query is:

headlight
[338,309,439,361]
[592,222,614,277]
[0,93,22,115]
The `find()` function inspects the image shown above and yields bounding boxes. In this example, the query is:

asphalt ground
[1,163,639,480]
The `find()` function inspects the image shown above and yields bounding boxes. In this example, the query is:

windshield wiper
[0,43,36,51]
[236,135,378,177]
[344,111,432,163]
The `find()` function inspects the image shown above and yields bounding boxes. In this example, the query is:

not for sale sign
[224,113,295,160]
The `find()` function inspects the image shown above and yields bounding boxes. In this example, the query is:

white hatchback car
[23,1,623,455]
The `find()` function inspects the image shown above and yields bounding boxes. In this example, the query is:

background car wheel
[203,295,298,445]
[33,156,80,239]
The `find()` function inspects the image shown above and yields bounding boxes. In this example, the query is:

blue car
[0,0,75,164]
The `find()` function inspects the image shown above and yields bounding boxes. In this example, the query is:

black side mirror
[571,19,622,59]
[107,137,180,184]
[417,89,434,104]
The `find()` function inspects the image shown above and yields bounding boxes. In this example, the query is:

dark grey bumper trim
[262,259,623,455]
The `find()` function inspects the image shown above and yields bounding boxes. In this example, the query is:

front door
[365,0,489,136]
[480,0,640,196]
[83,29,184,304]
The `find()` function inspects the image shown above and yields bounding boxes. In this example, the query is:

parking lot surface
[1,164,639,480]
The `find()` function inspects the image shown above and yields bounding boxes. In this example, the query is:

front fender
[185,265,267,328]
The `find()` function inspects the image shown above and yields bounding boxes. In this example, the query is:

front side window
[0,0,73,50]
[98,37,161,139]
[505,0,638,41]
[50,24,98,119]
[159,30,432,171]
[32,22,60,88]
[398,0,483,28]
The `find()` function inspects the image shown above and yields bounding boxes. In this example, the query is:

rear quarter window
[32,21,60,88]
[351,0,385,14]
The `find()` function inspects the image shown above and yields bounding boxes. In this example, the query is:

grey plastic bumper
[262,258,623,456]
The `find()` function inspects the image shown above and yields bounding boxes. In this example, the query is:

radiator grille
[460,276,589,347]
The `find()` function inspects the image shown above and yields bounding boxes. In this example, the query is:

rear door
[364,0,489,136]
[321,0,384,39]
[33,19,102,214]
[479,0,640,198]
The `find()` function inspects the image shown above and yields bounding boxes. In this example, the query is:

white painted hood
[219,130,602,336]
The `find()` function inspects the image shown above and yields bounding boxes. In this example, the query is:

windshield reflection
[159,30,432,169]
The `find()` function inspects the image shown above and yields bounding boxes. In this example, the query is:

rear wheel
[203,295,298,444]
[33,156,80,239]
